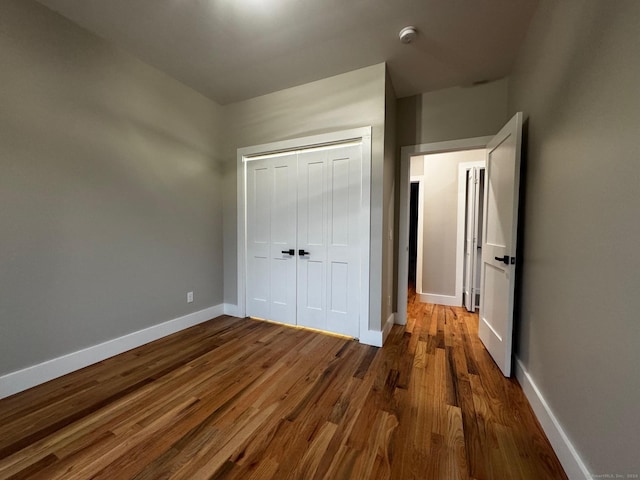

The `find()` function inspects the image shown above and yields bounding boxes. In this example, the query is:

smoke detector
[399,26,417,44]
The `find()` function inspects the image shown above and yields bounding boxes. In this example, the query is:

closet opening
[236,127,379,346]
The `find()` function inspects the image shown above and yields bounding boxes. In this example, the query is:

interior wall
[509,0,640,475]
[0,0,225,375]
[410,150,485,298]
[222,63,388,331]
[397,78,509,148]
[383,69,397,321]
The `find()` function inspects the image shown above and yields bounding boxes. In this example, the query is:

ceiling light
[399,26,417,44]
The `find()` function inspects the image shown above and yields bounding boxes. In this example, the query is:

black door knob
[299,249,310,256]
[494,255,509,265]
[281,249,295,256]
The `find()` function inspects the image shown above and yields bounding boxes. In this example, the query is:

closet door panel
[297,151,328,331]
[326,145,361,337]
[246,155,297,325]
[246,164,271,319]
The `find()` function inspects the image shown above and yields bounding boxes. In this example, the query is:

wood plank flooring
[0,296,567,479]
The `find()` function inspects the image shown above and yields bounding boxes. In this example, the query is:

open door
[464,167,484,312]
[478,112,523,377]
[463,169,476,311]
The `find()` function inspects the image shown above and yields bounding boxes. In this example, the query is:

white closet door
[297,145,361,337]
[246,155,297,325]
[296,149,328,330]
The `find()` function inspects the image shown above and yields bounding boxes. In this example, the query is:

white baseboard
[359,313,395,348]
[382,313,395,345]
[418,292,460,307]
[223,303,242,317]
[358,329,382,347]
[0,304,225,400]
[514,357,591,480]
[394,311,407,326]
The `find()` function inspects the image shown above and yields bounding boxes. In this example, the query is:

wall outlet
[187,291,194,303]
[387,295,391,307]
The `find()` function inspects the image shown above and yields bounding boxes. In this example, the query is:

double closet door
[246,143,362,338]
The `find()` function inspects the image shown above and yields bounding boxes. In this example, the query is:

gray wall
[222,63,388,332]
[397,78,509,148]
[0,0,225,375]
[383,70,397,320]
[509,0,640,475]
[411,150,485,297]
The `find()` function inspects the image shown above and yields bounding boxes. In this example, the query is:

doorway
[408,182,419,288]
[396,136,493,326]
[245,143,363,337]
[397,112,524,377]
[406,149,486,310]
[237,127,374,344]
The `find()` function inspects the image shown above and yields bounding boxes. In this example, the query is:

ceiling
[36,0,539,105]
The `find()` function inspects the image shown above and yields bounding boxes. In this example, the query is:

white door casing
[478,112,523,377]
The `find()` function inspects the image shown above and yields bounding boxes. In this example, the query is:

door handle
[281,249,295,256]
[494,255,515,265]
[298,249,310,256]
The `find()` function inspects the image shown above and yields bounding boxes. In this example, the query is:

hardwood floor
[0,297,567,479]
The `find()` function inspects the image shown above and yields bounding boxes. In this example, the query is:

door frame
[396,136,493,325]
[237,127,372,342]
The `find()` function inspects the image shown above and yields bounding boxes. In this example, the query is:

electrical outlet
[387,295,391,307]
[187,291,194,303]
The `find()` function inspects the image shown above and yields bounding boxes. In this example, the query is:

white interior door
[297,144,361,337]
[474,170,484,310]
[463,169,477,311]
[479,112,523,377]
[246,155,297,325]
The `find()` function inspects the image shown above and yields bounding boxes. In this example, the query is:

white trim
[0,304,225,400]
[360,313,394,348]
[396,136,493,326]
[358,329,382,348]
[223,303,242,317]
[515,357,591,480]
[382,313,395,344]
[418,292,460,307]
[237,127,372,341]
